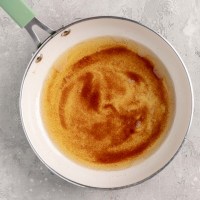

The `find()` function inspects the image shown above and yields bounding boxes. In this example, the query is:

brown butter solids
[41,37,173,169]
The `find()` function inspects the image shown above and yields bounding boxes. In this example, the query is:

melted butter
[41,36,174,170]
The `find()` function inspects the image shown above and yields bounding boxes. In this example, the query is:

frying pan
[0,0,193,189]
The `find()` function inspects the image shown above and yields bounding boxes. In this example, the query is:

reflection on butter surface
[41,36,174,169]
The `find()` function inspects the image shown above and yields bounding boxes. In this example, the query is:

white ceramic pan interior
[19,17,193,189]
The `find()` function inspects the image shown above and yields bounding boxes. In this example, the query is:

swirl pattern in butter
[41,37,174,169]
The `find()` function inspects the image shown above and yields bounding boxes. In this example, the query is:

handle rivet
[35,54,43,63]
[61,30,70,36]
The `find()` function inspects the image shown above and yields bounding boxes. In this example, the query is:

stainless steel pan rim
[19,16,194,190]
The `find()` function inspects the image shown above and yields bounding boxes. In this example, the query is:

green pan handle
[0,0,55,48]
[0,0,35,28]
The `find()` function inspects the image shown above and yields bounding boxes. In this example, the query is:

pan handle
[0,0,55,48]
[25,18,56,48]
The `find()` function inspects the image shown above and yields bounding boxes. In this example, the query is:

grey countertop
[0,0,200,199]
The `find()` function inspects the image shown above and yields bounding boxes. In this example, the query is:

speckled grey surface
[0,0,199,199]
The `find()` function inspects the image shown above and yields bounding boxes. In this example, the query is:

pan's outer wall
[20,17,193,189]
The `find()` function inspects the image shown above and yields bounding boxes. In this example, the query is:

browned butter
[41,36,174,170]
